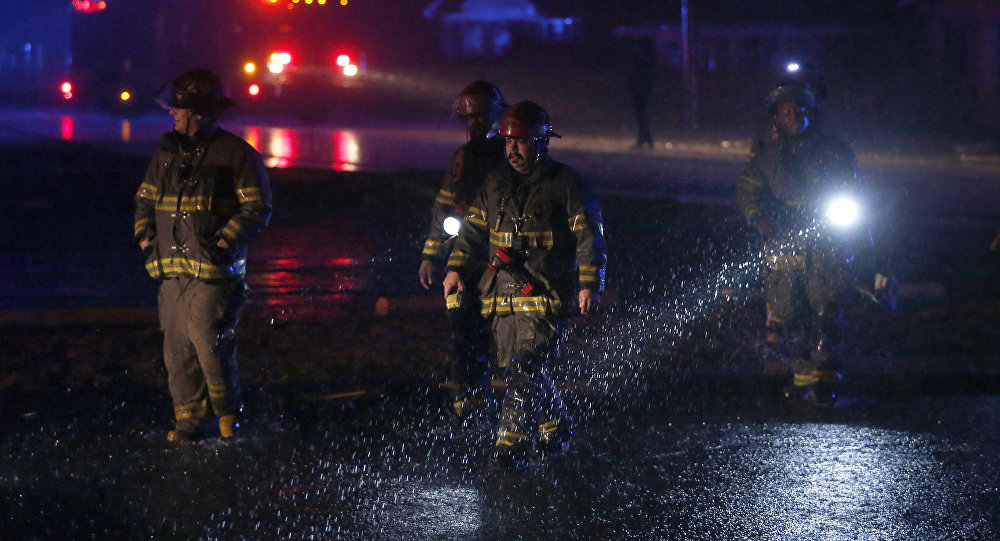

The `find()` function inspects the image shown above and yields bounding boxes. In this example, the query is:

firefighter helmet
[499,101,561,139]
[453,80,506,118]
[779,62,827,101]
[156,69,235,116]
[766,84,818,113]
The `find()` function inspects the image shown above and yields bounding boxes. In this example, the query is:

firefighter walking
[419,81,508,418]
[443,101,607,458]
[738,83,864,406]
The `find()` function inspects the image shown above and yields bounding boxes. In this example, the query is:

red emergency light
[72,0,107,13]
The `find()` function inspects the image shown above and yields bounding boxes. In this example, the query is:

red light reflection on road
[248,225,369,322]
[246,127,296,168]
[60,116,74,140]
[332,130,359,171]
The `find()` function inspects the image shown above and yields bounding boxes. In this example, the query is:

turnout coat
[134,126,272,281]
[447,158,607,318]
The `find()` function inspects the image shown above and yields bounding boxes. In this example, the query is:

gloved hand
[873,272,898,311]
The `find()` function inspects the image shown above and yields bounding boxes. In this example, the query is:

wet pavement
[2,112,1000,539]
[4,379,999,540]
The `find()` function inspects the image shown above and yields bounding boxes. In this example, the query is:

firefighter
[737,83,863,406]
[750,62,829,157]
[418,81,508,418]
[135,69,272,441]
[443,101,607,458]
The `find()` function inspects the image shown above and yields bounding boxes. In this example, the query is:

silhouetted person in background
[629,38,655,150]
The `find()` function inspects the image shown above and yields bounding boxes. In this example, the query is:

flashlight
[825,196,860,228]
[443,216,461,237]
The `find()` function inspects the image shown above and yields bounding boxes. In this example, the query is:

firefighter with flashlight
[738,83,865,406]
[443,101,607,459]
[419,81,508,418]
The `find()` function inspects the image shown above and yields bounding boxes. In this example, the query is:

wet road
[4,380,999,539]
[2,110,999,539]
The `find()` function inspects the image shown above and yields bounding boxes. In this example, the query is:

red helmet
[453,80,506,117]
[499,101,561,139]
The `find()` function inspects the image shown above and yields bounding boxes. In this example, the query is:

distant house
[425,0,578,59]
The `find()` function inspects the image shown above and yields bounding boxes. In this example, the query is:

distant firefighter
[443,101,607,459]
[737,82,865,406]
[418,81,508,418]
[134,69,272,442]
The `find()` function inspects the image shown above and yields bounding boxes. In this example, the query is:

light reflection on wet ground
[0,109,464,172]
[2,383,998,539]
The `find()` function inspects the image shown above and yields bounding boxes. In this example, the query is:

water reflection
[331,130,359,171]
[60,116,73,140]
[248,224,369,323]
[763,423,939,539]
[242,127,363,171]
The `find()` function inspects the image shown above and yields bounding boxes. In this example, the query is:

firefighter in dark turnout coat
[443,102,607,457]
[419,81,507,418]
[738,84,861,405]
[135,69,272,441]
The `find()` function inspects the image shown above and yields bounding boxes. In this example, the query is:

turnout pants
[159,276,247,433]
[492,313,570,448]
[446,275,492,401]
[764,248,853,382]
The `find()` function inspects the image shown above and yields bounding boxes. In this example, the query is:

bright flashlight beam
[826,197,859,227]
[443,217,461,236]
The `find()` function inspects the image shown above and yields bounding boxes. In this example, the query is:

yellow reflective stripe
[134,218,151,236]
[793,372,820,386]
[237,187,261,203]
[435,189,456,206]
[447,250,469,267]
[539,419,560,434]
[766,255,807,270]
[173,399,208,421]
[489,229,554,248]
[466,206,487,227]
[155,196,212,212]
[137,182,159,200]
[221,220,244,239]
[579,264,599,282]
[147,257,227,278]
[422,239,441,257]
[207,383,228,400]
[568,213,587,232]
[480,295,561,315]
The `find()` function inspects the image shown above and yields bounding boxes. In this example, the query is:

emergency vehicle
[64,0,366,113]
